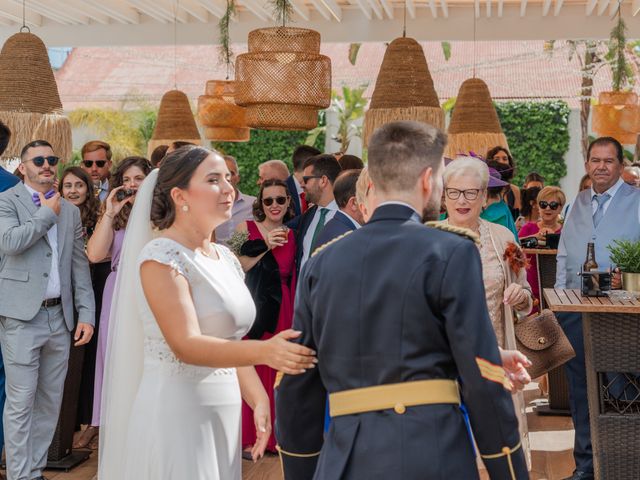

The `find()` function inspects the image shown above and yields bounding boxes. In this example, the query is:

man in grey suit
[0,140,95,480]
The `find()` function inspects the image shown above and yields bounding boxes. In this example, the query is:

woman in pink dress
[232,179,296,453]
[518,186,566,312]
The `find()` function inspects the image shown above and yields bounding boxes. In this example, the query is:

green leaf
[348,43,361,66]
[441,41,451,61]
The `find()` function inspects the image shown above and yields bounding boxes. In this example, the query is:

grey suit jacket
[0,183,95,330]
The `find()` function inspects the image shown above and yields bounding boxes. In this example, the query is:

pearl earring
[182,205,189,212]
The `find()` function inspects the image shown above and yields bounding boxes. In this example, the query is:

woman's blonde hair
[537,186,566,206]
[355,166,371,206]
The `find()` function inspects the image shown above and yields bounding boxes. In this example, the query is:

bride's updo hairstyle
[151,145,215,230]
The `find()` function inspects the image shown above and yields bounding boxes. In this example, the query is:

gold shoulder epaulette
[311,230,353,258]
[425,221,480,245]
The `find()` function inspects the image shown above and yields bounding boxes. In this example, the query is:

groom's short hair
[368,121,446,194]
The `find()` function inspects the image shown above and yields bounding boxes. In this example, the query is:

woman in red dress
[233,179,297,453]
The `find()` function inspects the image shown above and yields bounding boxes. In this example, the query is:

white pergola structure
[0,0,637,46]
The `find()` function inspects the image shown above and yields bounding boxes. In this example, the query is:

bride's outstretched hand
[263,329,317,374]
[251,401,272,462]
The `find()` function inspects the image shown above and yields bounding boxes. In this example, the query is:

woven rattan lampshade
[148,90,201,156]
[445,78,508,158]
[592,91,640,145]
[362,37,444,146]
[0,32,71,161]
[198,80,250,142]
[235,27,331,130]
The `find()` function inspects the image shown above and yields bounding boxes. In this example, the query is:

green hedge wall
[213,129,325,197]
[495,101,570,187]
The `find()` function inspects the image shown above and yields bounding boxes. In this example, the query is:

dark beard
[421,196,441,222]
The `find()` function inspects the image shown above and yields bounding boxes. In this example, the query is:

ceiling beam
[366,0,383,19]
[308,0,332,20]
[378,0,394,18]
[197,0,226,18]
[542,0,552,15]
[83,0,140,24]
[55,0,111,24]
[554,0,564,15]
[348,0,372,20]
[7,0,77,25]
[497,0,504,17]
[127,0,170,22]
[440,0,449,17]
[520,0,527,16]
[634,0,640,15]
[597,0,611,14]
[318,0,343,21]
[0,0,42,26]
[179,0,210,22]
[290,0,311,21]
[428,0,438,17]
[586,0,598,14]
[487,0,492,17]
[474,0,480,17]
[405,0,416,18]
[237,0,270,21]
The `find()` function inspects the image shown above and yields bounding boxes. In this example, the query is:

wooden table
[543,288,640,480]
[523,249,571,414]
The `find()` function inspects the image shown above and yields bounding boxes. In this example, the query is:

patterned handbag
[514,309,575,379]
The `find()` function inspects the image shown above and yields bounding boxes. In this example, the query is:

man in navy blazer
[286,145,321,217]
[312,169,363,251]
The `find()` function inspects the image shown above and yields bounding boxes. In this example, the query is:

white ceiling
[0,0,638,46]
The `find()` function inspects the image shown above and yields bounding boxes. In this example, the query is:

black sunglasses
[83,160,107,168]
[302,175,323,183]
[28,156,59,167]
[539,200,560,210]
[263,196,288,207]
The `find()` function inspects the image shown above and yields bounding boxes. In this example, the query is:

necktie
[300,192,308,213]
[592,193,611,228]
[310,208,329,251]
[32,190,56,207]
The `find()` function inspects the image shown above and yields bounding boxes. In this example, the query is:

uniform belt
[41,297,62,307]
[329,379,460,418]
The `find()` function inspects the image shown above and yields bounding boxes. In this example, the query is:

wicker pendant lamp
[235,1,331,131]
[148,90,201,157]
[198,80,250,142]
[362,37,444,146]
[445,78,508,158]
[0,31,71,161]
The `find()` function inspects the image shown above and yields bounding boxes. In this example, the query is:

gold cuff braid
[480,441,522,480]
[276,445,321,458]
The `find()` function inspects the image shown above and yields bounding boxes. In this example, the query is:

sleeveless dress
[91,228,125,426]
[241,220,296,451]
[122,238,256,480]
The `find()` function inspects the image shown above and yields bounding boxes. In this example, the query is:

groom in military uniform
[275,121,528,479]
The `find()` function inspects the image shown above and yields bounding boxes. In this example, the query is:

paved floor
[21,383,576,480]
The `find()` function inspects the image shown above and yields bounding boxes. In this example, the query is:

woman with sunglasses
[231,179,296,454]
[439,156,533,472]
[518,186,566,312]
[82,156,152,448]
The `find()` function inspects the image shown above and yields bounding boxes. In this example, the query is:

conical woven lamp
[0,32,71,161]
[445,78,508,158]
[148,90,201,156]
[197,80,250,142]
[362,37,444,146]
[592,91,640,145]
[235,27,331,130]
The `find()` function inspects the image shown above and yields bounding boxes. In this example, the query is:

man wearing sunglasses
[556,137,640,480]
[80,140,112,202]
[0,140,95,480]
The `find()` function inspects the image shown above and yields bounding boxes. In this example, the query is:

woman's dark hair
[486,146,515,181]
[252,179,295,223]
[523,172,545,187]
[520,186,541,219]
[151,146,213,230]
[107,156,152,231]
[150,144,169,167]
[59,167,100,234]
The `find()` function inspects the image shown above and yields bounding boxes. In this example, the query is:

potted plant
[608,239,640,292]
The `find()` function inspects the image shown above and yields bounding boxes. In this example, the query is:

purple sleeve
[518,222,538,238]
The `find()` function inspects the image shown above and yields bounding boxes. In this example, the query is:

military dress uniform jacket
[275,204,527,480]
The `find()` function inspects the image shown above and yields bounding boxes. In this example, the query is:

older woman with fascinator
[440,156,534,469]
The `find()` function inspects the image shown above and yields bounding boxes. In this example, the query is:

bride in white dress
[98,146,316,479]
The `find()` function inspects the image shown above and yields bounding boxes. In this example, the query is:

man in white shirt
[294,154,342,273]
[80,140,113,202]
[215,155,256,245]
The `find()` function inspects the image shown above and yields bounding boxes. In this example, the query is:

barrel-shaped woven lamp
[0,32,71,161]
[592,91,640,145]
[235,27,331,130]
[363,37,444,146]
[198,80,250,142]
[445,78,508,158]
[148,90,201,157]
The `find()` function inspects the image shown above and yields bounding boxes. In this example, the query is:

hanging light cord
[472,8,477,77]
[402,0,407,37]
[20,0,29,32]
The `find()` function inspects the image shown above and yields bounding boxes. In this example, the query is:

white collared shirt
[293,176,303,196]
[301,199,339,267]
[341,210,361,230]
[24,183,60,300]
[590,177,624,216]
[215,190,257,245]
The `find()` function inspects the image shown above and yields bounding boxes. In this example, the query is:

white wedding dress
[120,237,255,479]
